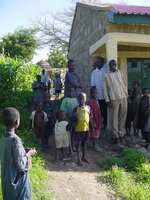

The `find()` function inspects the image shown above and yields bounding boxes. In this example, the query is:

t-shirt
[60,97,78,118]
[73,105,92,132]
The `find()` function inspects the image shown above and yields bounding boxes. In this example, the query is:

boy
[1,107,36,200]
[138,88,150,140]
[30,102,48,150]
[73,92,92,166]
[43,93,54,147]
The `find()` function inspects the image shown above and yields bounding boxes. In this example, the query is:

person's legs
[34,127,40,142]
[145,132,150,148]
[118,98,127,138]
[111,99,120,139]
[98,99,107,128]
[77,140,82,166]
[81,141,89,163]
[40,127,45,151]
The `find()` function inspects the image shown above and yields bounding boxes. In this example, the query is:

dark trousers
[98,99,107,127]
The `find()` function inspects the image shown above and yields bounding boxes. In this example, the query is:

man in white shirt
[91,57,107,128]
[41,69,49,86]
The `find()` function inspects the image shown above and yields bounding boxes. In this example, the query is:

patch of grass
[98,148,150,200]
[98,157,123,170]
[123,148,147,171]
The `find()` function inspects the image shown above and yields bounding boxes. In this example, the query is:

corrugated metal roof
[111,4,150,15]
[84,3,150,15]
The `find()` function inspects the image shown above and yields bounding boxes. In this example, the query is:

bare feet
[81,157,89,164]
[77,161,83,167]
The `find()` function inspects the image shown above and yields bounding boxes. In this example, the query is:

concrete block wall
[68,5,108,97]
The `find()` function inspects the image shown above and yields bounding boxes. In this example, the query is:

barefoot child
[30,102,48,150]
[1,107,36,200]
[73,92,92,166]
[43,93,54,147]
[54,111,70,163]
[61,87,78,153]
[88,87,102,152]
[138,88,150,141]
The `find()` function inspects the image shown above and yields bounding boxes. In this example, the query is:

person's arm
[104,75,111,105]
[12,137,36,171]
[91,71,96,87]
[67,73,81,88]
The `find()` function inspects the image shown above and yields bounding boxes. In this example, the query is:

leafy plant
[123,148,147,171]
[0,28,37,62]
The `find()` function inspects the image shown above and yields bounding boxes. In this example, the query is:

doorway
[127,58,150,91]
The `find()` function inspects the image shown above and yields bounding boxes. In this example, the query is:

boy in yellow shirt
[73,92,92,166]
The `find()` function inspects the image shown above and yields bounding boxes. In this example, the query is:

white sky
[1,0,150,63]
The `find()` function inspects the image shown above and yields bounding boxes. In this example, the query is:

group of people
[1,57,150,200]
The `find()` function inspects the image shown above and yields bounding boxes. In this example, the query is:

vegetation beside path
[0,55,52,200]
[98,147,150,200]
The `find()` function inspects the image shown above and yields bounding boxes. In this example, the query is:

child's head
[68,87,74,98]
[44,93,51,103]
[78,92,86,106]
[132,81,139,90]
[35,102,43,112]
[142,88,149,97]
[36,75,41,82]
[90,87,97,99]
[68,59,76,73]
[55,111,66,122]
[128,89,132,97]
[2,107,20,129]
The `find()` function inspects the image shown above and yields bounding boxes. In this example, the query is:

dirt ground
[44,132,117,200]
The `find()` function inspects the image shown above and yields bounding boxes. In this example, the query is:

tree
[0,28,37,62]
[47,46,68,68]
[32,0,101,51]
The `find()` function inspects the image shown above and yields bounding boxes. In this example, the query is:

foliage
[0,28,37,62]
[32,0,101,49]
[98,148,150,200]
[98,157,123,170]
[47,46,68,68]
[0,55,52,199]
[123,148,147,171]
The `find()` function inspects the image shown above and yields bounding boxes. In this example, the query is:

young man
[104,59,128,145]
[91,57,107,128]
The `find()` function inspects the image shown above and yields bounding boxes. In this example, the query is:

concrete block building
[68,2,150,94]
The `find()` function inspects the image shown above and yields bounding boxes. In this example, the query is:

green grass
[0,128,53,200]
[0,103,53,200]
[98,148,150,200]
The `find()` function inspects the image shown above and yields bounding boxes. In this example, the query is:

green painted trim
[108,12,150,25]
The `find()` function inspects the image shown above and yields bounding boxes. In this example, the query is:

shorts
[55,89,61,94]
[75,131,89,142]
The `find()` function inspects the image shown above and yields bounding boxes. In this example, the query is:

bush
[123,148,147,171]
[0,55,52,200]
[98,157,123,170]
[98,148,150,200]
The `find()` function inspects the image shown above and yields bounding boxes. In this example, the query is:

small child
[43,93,54,147]
[54,73,63,99]
[54,111,70,163]
[61,87,78,119]
[125,89,133,135]
[138,88,150,141]
[88,87,102,152]
[61,87,78,153]
[30,102,48,151]
[131,81,141,135]
[1,107,36,200]
[73,92,92,166]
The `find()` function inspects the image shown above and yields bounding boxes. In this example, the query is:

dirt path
[45,136,114,200]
